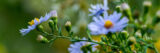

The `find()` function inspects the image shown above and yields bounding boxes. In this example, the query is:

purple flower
[20,10,57,35]
[89,0,108,17]
[88,12,129,35]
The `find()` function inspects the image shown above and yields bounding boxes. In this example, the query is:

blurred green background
[0,0,160,53]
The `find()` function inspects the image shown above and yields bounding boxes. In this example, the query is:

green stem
[87,30,92,41]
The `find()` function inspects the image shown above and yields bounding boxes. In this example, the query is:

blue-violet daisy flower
[20,10,57,35]
[89,0,108,17]
[68,38,96,53]
[88,12,129,35]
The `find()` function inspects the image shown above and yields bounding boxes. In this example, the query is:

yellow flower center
[104,20,113,29]
[28,18,40,26]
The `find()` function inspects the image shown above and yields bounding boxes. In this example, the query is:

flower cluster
[19,0,160,53]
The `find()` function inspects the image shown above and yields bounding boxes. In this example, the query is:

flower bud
[36,25,44,32]
[50,10,58,18]
[49,20,54,27]
[37,35,49,43]
[143,1,152,7]
[50,11,58,31]
[121,3,130,11]
[143,1,152,22]
[128,36,136,45]
[156,10,160,18]
[121,30,129,40]
[121,3,133,22]
[116,5,121,13]
[65,21,72,32]
[50,10,58,24]
[143,1,151,14]
[48,20,54,32]
[152,10,160,26]
[135,31,142,38]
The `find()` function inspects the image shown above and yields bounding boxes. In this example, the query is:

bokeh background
[0,0,160,53]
